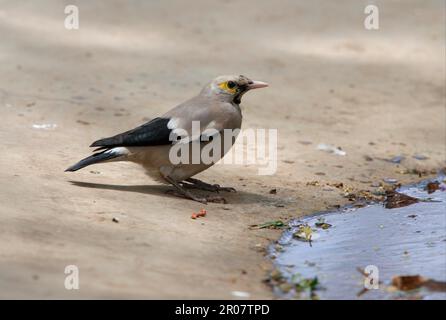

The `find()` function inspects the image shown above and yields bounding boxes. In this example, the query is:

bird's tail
[65,148,126,172]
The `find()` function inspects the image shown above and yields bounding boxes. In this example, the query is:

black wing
[90,117,172,149]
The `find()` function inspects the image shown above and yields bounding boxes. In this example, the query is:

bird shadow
[68,180,279,205]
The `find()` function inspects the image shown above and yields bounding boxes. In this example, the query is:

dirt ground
[0,0,444,299]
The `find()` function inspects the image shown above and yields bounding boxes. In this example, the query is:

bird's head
[201,75,268,104]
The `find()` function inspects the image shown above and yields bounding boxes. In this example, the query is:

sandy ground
[0,0,444,299]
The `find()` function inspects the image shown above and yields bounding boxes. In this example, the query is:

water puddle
[271,176,446,299]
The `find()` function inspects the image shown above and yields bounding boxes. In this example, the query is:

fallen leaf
[250,220,285,230]
[423,279,446,292]
[293,224,315,245]
[426,181,440,194]
[391,275,446,292]
[292,274,320,293]
[315,218,332,229]
[385,191,419,209]
[392,275,426,291]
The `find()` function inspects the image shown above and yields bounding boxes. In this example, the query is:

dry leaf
[385,191,419,209]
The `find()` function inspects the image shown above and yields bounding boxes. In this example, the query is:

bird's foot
[164,176,230,204]
[165,190,227,204]
[184,178,236,193]
[165,189,208,204]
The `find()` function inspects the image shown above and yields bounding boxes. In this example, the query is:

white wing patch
[167,118,180,130]
[106,147,129,156]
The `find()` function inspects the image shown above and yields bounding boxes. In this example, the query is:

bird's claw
[165,186,228,204]
[184,178,236,193]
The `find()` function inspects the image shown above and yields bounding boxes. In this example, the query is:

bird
[66,75,268,203]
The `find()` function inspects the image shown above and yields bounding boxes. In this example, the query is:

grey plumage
[66,75,268,203]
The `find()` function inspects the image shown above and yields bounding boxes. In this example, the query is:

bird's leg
[185,177,236,193]
[164,176,228,204]
[164,176,208,204]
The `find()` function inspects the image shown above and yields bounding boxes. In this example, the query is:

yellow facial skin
[218,81,237,94]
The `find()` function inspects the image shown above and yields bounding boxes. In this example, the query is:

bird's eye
[227,81,236,89]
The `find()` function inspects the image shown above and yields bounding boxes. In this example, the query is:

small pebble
[389,156,404,164]
[413,154,429,160]
[231,291,250,298]
[383,178,398,184]
[112,217,120,223]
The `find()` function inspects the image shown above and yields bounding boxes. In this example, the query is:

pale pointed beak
[247,80,269,90]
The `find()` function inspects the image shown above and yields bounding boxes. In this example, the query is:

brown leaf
[392,275,446,292]
[385,191,419,209]
[392,275,427,291]
[423,279,446,292]
[426,181,440,194]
